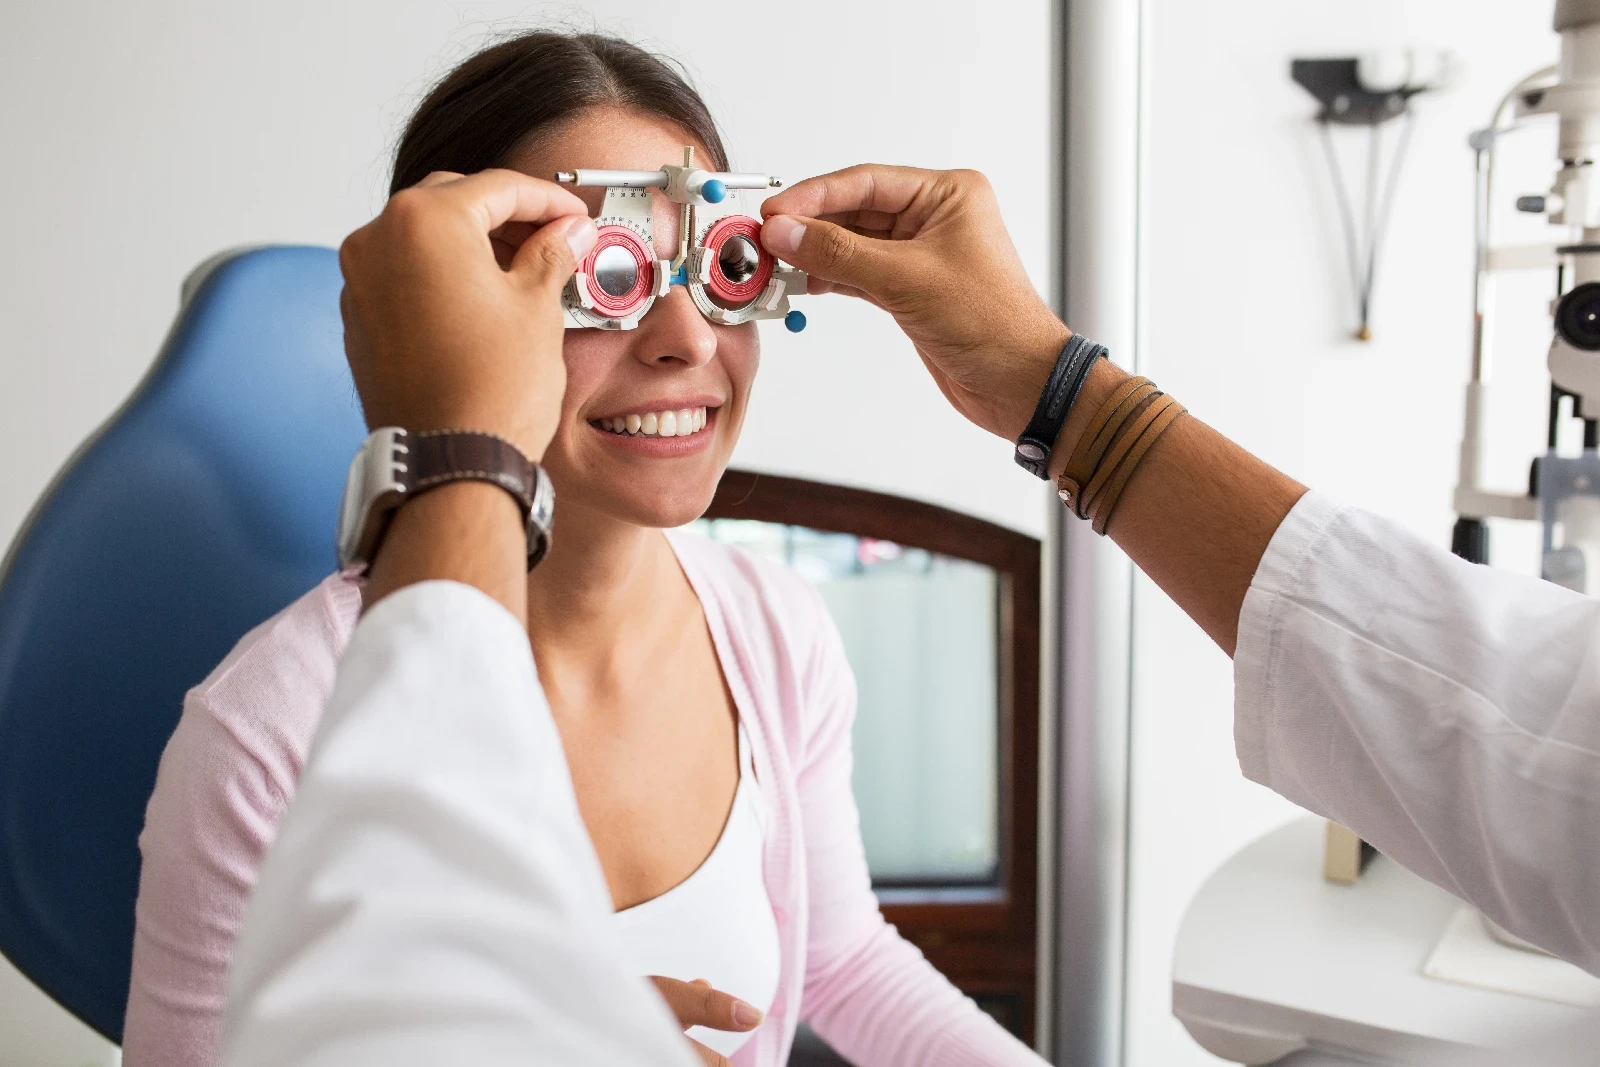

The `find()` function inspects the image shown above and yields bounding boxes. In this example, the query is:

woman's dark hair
[391,31,727,196]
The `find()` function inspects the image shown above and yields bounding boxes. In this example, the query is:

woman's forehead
[507,109,719,259]
[507,106,715,177]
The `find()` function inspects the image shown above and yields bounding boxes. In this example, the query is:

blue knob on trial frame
[701,179,727,204]
[784,310,807,333]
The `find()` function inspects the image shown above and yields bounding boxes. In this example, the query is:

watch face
[335,436,373,570]
[527,465,556,568]
[531,466,555,529]
[337,428,410,571]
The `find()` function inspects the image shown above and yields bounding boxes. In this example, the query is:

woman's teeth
[596,406,710,438]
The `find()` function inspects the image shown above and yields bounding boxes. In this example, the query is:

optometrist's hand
[762,165,1069,442]
[339,168,598,462]
[648,977,764,1067]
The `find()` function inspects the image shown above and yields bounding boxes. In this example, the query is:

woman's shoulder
[128,572,362,1062]
[667,530,852,711]
[185,570,362,771]
[669,530,831,643]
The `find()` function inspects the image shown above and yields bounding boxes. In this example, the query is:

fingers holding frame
[377,168,596,285]
[413,170,466,189]
[760,163,968,239]
[422,167,590,236]
[761,163,924,218]
[406,171,518,264]
[818,208,901,240]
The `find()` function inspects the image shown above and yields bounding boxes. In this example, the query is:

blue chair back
[0,246,362,1040]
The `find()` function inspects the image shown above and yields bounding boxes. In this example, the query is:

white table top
[1172,817,1590,1065]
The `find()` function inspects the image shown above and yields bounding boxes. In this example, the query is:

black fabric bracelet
[1013,333,1108,479]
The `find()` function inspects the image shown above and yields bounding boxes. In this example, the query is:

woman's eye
[717,236,761,285]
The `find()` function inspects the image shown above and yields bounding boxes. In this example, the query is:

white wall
[0,1,1053,1063]
[0,0,1055,556]
[1128,3,1562,1065]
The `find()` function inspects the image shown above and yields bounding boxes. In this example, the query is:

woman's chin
[593,484,722,531]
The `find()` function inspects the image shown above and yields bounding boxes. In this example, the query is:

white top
[222,581,693,1067]
[1234,490,1600,976]
[616,724,780,1058]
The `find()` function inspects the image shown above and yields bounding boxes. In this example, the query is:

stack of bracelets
[1013,333,1187,535]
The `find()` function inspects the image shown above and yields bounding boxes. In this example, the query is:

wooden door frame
[703,469,1042,1040]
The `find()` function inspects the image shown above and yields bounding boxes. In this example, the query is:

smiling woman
[120,28,1046,1067]
[507,105,758,529]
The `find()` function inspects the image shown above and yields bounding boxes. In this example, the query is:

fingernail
[566,217,597,261]
[762,215,805,256]
[733,1000,764,1028]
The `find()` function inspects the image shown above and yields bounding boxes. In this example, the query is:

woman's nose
[633,288,718,368]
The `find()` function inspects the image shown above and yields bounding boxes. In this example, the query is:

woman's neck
[524,503,684,677]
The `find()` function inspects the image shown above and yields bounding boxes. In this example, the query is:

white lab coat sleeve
[219,580,695,1067]
[1234,491,1600,976]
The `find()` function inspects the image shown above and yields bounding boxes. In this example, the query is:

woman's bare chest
[549,624,741,910]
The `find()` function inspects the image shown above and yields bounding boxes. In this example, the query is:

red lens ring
[580,226,654,317]
[702,216,774,305]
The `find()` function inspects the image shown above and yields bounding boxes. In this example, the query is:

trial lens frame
[555,147,808,333]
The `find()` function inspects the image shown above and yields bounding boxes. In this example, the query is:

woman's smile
[587,399,721,457]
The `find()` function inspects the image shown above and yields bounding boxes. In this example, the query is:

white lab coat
[1236,491,1600,976]
[219,581,695,1067]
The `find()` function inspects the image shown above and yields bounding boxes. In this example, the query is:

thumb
[510,213,598,293]
[761,214,899,298]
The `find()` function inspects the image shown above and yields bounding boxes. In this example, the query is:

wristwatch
[335,427,555,574]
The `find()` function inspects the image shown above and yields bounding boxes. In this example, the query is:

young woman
[123,31,1043,1067]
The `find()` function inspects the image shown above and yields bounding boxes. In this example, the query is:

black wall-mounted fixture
[1292,58,1425,127]
[1292,55,1447,340]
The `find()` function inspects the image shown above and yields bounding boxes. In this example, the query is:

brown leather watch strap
[404,430,536,515]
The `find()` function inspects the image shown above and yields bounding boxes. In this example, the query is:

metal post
[1043,0,1143,1064]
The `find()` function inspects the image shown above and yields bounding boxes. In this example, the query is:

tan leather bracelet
[1058,377,1157,510]
[1076,390,1167,520]
[1071,376,1154,475]
[1089,395,1186,534]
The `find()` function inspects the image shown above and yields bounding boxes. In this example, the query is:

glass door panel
[692,519,1000,885]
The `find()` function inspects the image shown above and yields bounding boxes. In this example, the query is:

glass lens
[718,235,762,285]
[593,245,638,298]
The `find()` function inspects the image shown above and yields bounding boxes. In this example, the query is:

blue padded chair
[0,246,363,1040]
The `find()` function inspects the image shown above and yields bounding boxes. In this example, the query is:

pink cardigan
[124,531,1041,1067]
